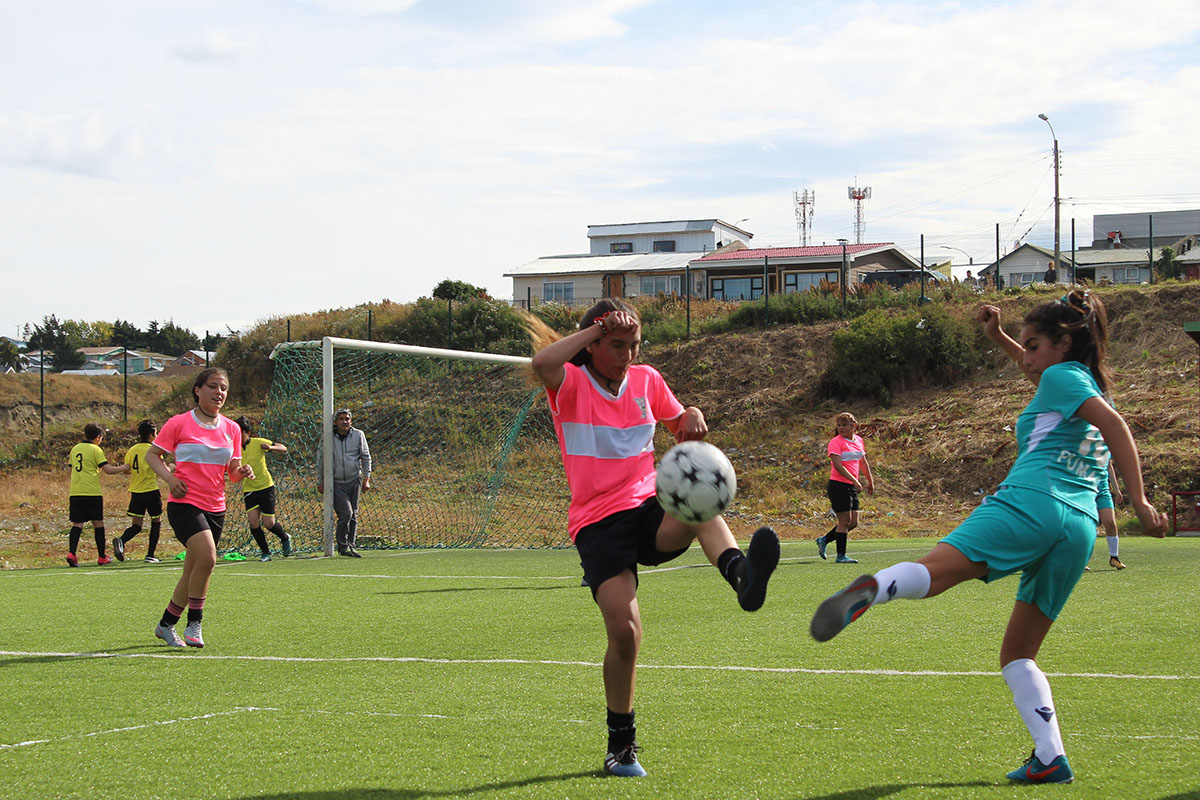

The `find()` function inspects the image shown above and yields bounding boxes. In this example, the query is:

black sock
[269,522,287,540]
[717,547,745,592]
[835,532,848,557]
[68,526,82,555]
[122,524,141,543]
[148,521,160,556]
[824,525,838,540]
[250,527,269,554]
[94,527,106,557]
[187,608,203,624]
[607,709,636,751]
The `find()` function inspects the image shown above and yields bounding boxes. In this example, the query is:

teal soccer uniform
[942,362,1108,620]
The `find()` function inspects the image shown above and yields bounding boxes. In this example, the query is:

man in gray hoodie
[317,409,372,557]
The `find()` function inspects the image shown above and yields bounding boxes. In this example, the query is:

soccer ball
[655,441,737,524]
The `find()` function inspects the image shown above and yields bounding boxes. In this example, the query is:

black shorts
[68,496,103,524]
[127,490,163,519]
[827,479,860,513]
[574,497,689,600]
[243,486,277,516]
[167,502,225,546]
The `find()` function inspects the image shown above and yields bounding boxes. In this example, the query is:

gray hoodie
[317,427,372,483]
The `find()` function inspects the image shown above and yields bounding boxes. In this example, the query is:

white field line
[0,708,262,750]
[1,650,1196,681]
[0,545,933,582]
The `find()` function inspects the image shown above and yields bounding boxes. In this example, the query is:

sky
[4,0,1200,337]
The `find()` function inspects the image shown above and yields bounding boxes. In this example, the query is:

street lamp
[837,238,849,310]
[1038,113,1061,281]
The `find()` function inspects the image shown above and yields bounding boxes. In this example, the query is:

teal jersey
[1000,361,1108,519]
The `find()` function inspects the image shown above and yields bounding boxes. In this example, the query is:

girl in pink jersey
[817,412,875,564]
[146,368,253,648]
[527,298,780,778]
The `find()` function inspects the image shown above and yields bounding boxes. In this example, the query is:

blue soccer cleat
[810,573,877,642]
[1006,751,1074,784]
[836,555,858,564]
[604,743,647,777]
[815,535,828,560]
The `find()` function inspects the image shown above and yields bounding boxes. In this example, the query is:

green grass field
[2,536,1198,800]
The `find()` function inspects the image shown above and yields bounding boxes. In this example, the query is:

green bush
[820,305,977,405]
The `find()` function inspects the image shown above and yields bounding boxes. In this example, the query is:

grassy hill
[2,282,1198,567]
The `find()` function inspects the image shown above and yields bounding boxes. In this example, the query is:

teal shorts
[941,487,1096,621]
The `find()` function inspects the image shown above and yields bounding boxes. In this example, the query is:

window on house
[652,240,676,252]
[543,281,575,304]
[710,277,763,301]
[1012,272,1037,286]
[1113,267,1148,284]
[783,271,839,293]
[610,242,633,253]
[639,275,682,295]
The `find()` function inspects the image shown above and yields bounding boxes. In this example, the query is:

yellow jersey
[124,442,160,494]
[68,442,107,497]
[241,437,277,493]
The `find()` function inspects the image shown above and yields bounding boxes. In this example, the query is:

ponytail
[1023,287,1111,394]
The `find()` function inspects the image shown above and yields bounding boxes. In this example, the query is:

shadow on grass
[0,644,186,666]
[795,782,995,799]
[228,770,597,799]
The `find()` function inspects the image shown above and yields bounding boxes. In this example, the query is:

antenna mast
[847,182,872,244]
[793,189,815,246]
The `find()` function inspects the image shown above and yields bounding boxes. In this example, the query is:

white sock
[1107,536,1119,558]
[1002,658,1066,765]
[870,562,931,606]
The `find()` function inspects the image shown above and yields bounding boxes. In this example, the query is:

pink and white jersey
[154,410,242,513]
[827,434,865,483]
[547,363,685,540]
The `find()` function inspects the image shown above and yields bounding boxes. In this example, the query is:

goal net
[219,337,571,556]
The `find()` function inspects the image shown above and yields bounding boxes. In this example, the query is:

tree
[1156,246,1183,281]
[0,339,20,372]
[432,279,488,302]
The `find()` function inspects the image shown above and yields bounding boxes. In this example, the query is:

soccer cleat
[815,535,828,560]
[144,555,160,563]
[259,552,272,562]
[836,555,858,564]
[346,548,362,558]
[112,537,125,562]
[97,556,113,565]
[155,623,185,648]
[183,621,204,648]
[1083,565,1091,573]
[737,526,780,612]
[1006,751,1074,784]
[1109,556,1126,570]
[604,743,647,777]
[65,553,78,567]
[810,573,878,642]
[280,535,292,557]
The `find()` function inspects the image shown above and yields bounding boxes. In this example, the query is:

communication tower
[847,183,872,244]
[793,189,815,246]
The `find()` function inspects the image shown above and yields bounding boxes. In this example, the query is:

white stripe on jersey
[560,421,656,460]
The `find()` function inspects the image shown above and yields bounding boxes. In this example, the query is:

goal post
[218,337,571,556]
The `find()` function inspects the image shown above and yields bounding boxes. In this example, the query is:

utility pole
[1039,114,1061,276]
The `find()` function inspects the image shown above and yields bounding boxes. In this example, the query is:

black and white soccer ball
[655,441,737,524]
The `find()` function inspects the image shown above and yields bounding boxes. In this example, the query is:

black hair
[136,419,157,441]
[235,415,252,435]
[1023,287,1111,394]
[83,422,104,441]
[569,298,640,367]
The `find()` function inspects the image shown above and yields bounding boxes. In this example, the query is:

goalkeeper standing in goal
[527,298,780,779]
[236,416,293,561]
[146,368,253,648]
[810,290,1164,784]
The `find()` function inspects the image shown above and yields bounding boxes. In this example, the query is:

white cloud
[173,27,263,62]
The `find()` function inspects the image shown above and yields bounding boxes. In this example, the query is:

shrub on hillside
[820,305,976,405]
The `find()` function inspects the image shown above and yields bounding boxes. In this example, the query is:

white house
[506,219,752,307]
